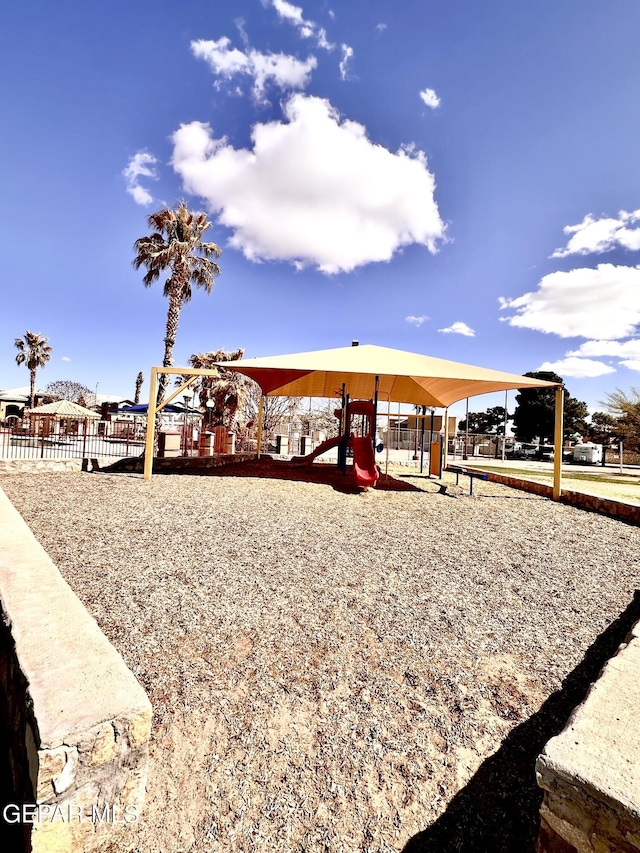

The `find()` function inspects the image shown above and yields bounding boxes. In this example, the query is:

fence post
[81,418,88,459]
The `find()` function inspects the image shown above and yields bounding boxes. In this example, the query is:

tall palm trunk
[29,370,36,409]
[156,287,183,407]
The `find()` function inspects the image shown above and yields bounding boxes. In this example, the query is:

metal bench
[446,466,489,495]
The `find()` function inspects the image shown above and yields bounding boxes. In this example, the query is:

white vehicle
[572,442,603,464]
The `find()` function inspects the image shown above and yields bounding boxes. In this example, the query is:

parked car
[506,442,538,460]
[537,445,554,461]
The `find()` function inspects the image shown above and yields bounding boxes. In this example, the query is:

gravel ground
[2,463,640,853]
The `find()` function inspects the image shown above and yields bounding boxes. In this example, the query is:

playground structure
[292,399,380,489]
[142,344,563,492]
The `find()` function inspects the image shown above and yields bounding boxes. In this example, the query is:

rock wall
[101,452,260,474]
[536,622,640,852]
[0,488,152,851]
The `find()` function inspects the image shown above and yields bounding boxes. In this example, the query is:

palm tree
[133,201,222,406]
[188,349,249,429]
[134,371,144,404]
[14,331,53,407]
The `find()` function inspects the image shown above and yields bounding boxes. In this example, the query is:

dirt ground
[3,462,640,852]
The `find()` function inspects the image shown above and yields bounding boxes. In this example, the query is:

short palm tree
[133,201,222,406]
[188,349,248,429]
[14,331,53,407]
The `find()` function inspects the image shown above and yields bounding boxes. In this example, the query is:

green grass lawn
[461,462,640,504]
[468,464,637,486]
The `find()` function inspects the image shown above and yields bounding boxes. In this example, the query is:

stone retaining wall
[101,452,260,474]
[0,488,152,852]
[536,622,640,852]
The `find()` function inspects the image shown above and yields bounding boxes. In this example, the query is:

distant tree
[458,412,491,434]
[134,371,144,404]
[459,406,509,435]
[587,411,621,446]
[44,380,92,404]
[14,331,52,407]
[244,382,302,439]
[133,201,222,407]
[512,371,588,442]
[601,387,640,451]
[299,400,341,439]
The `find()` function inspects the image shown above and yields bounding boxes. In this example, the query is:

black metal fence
[0,419,146,460]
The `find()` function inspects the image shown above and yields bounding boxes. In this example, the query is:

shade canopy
[26,400,101,419]
[215,344,560,408]
[119,403,185,414]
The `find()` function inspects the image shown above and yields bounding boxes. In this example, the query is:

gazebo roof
[26,400,101,419]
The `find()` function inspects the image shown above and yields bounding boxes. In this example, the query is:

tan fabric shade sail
[215,344,560,407]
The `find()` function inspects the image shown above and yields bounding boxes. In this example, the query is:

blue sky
[2,0,640,418]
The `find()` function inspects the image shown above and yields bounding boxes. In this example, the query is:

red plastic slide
[291,434,342,465]
[350,436,380,489]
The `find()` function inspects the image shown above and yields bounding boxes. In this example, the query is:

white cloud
[551,209,640,258]
[272,0,304,26]
[376,23,387,32]
[250,51,317,94]
[438,321,475,337]
[123,151,158,206]
[620,360,640,371]
[316,28,333,50]
[61,356,71,362]
[171,94,445,274]
[339,44,353,80]
[130,185,154,206]
[405,315,429,327]
[536,357,615,378]
[271,0,335,50]
[567,339,640,359]
[500,264,640,339]
[191,38,317,97]
[419,88,441,109]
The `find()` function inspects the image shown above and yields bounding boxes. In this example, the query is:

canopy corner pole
[443,407,449,472]
[338,384,346,472]
[341,393,350,474]
[502,390,508,462]
[463,397,469,460]
[553,386,564,500]
[429,408,435,476]
[385,396,391,477]
[143,367,159,481]
[373,376,379,441]
[256,395,264,458]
